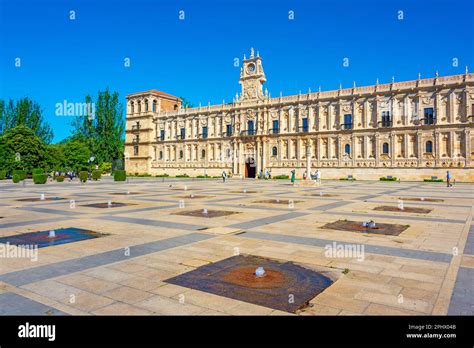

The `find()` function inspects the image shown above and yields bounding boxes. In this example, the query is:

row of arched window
[267,141,434,158]
[158,149,207,160]
[130,100,158,114]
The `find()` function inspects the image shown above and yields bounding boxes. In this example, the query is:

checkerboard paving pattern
[0,177,472,315]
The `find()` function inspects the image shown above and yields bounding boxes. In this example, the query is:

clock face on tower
[246,63,256,74]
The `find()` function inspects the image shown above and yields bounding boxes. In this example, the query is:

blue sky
[1,0,472,143]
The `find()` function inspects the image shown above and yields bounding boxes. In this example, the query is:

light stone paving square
[0,177,472,315]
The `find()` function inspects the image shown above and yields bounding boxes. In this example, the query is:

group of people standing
[291,169,321,184]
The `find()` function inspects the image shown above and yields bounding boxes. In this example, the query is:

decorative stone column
[465,129,471,166]
[416,131,423,166]
[434,130,440,167]
[337,135,342,167]
[375,133,380,167]
[449,131,455,158]
[390,132,396,167]
[351,135,356,166]
[316,136,321,167]
[305,139,311,180]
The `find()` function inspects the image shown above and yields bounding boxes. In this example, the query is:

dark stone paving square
[165,254,334,313]
[230,190,259,194]
[17,197,65,202]
[178,194,215,199]
[253,199,303,205]
[82,202,136,208]
[398,197,444,202]
[374,205,432,214]
[0,227,108,248]
[173,209,240,218]
[0,292,66,315]
[322,220,409,236]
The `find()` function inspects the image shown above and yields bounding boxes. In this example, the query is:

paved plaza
[0,177,473,316]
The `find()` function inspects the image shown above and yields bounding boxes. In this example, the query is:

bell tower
[238,48,267,101]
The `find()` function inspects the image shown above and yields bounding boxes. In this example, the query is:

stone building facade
[125,49,474,181]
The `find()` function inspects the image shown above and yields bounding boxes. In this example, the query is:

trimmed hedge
[79,171,88,182]
[12,170,26,181]
[12,173,21,183]
[424,178,443,182]
[175,174,189,178]
[340,177,357,181]
[33,174,47,184]
[156,174,169,177]
[56,176,65,182]
[32,168,44,175]
[92,170,102,181]
[114,170,126,181]
[380,176,397,181]
[273,175,289,180]
[0,170,6,180]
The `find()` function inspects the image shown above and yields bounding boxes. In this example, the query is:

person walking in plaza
[290,169,296,184]
[222,170,227,183]
[315,169,321,184]
[446,170,452,187]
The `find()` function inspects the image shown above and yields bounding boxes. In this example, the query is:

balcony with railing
[268,128,280,135]
[416,117,436,126]
[297,126,309,133]
[378,120,393,128]
[240,129,257,136]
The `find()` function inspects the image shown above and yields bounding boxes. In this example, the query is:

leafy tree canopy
[0,97,53,143]
[63,140,91,172]
[0,126,46,172]
[70,89,124,164]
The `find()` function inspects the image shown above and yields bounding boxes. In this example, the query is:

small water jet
[107,200,112,208]
[243,189,247,193]
[184,185,188,191]
[40,193,45,201]
[398,199,404,211]
[202,208,208,215]
[255,267,265,277]
[48,230,56,238]
[362,220,376,229]
[190,194,194,198]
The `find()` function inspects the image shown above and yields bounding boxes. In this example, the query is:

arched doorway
[245,157,256,178]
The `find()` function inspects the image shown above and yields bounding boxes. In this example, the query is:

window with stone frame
[425,140,433,153]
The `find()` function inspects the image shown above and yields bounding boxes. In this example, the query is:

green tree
[0,126,46,173]
[43,143,65,172]
[0,98,53,143]
[71,89,124,165]
[63,140,90,172]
